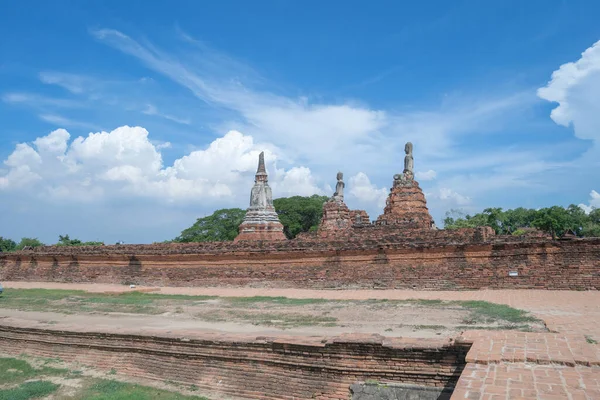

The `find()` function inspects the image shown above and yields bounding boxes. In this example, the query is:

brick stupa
[318,172,352,235]
[234,152,286,242]
[318,172,370,237]
[376,142,434,230]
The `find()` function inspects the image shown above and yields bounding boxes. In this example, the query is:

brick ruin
[0,324,469,400]
[1,142,599,290]
[235,152,286,242]
[1,143,599,400]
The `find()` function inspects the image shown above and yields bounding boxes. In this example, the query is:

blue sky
[1,0,600,244]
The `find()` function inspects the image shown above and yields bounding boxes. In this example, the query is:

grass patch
[407,299,444,306]
[585,335,598,344]
[0,380,59,400]
[0,289,216,315]
[83,379,209,400]
[411,324,446,330]
[0,357,68,385]
[0,357,211,400]
[195,309,337,328]
[456,300,538,324]
[225,296,330,306]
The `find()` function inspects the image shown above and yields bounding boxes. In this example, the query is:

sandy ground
[0,281,554,340]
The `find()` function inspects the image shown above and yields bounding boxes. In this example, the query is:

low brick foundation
[1,236,599,290]
[0,325,469,400]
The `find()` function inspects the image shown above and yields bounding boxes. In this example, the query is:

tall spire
[255,151,267,182]
[235,151,286,241]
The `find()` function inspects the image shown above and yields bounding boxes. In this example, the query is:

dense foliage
[174,208,247,242]
[16,237,45,249]
[0,237,17,252]
[55,234,104,246]
[273,195,329,239]
[0,235,105,252]
[0,237,45,251]
[444,205,600,239]
[174,194,329,242]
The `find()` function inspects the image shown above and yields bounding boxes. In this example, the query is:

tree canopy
[175,208,247,242]
[55,234,104,246]
[174,194,329,242]
[444,205,600,238]
[16,237,45,249]
[273,195,329,239]
[0,237,17,252]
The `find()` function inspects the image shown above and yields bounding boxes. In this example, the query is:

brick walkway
[4,282,600,399]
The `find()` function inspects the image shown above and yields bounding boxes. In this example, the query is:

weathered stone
[350,382,453,400]
[235,152,286,242]
[318,173,370,237]
[318,200,353,235]
[403,142,414,177]
[376,179,434,230]
[332,171,345,203]
[350,209,370,226]
[377,142,434,229]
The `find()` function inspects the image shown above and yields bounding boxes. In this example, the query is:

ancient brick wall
[0,325,468,400]
[1,233,599,290]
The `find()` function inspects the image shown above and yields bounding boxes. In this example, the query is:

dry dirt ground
[1,282,599,400]
[0,282,549,339]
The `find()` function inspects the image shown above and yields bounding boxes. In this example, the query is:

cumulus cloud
[0,126,321,204]
[416,169,437,181]
[348,172,388,209]
[427,188,471,206]
[579,190,600,214]
[537,40,600,142]
[271,166,325,197]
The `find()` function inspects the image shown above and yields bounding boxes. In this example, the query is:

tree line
[0,234,105,252]
[444,205,600,239]
[0,195,330,250]
[3,198,598,250]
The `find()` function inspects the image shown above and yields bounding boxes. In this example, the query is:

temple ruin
[1,142,598,291]
[234,151,286,242]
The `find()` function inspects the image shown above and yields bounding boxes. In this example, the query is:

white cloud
[90,28,532,172]
[142,104,191,125]
[271,166,325,197]
[416,169,436,181]
[348,172,388,209]
[537,40,600,142]
[0,126,322,204]
[39,72,88,94]
[579,190,600,214]
[39,114,100,130]
[428,188,471,206]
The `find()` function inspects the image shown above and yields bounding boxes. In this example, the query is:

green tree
[581,222,600,237]
[175,208,246,242]
[531,206,569,239]
[565,204,588,236]
[56,234,104,246]
[443,209,488,230]
[483,207,504,233]
[501,207,538,234]
[0,237,17,252]
[16,237,44,250]
[57,234,82,246]
[581,207,600,237]
[274,195,329,239]
[588,208,600,224]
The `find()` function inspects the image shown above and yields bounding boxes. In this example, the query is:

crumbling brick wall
[1,232,598,290]
[0,325,469,400]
